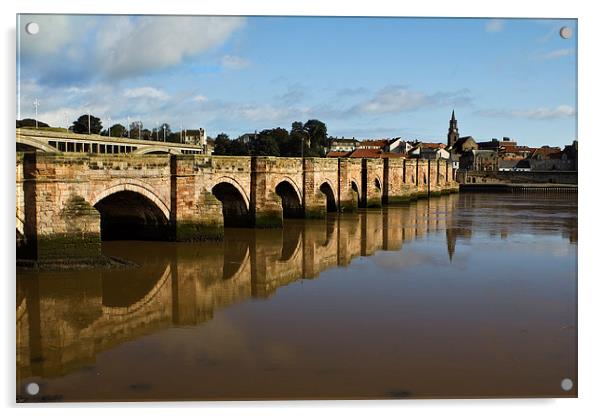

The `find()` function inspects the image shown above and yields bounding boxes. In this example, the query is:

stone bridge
[16,151,458,261]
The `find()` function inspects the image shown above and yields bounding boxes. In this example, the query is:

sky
[17,15,577,147]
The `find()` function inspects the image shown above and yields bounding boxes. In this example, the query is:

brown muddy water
[16,193,577,401]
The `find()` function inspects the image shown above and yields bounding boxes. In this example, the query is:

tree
[213,133,231,155]
[229,137,250,156]
[129,121,144,140]
[249,130,280,156]
[289,122,307,157]
[101,123,127,137]
[71,114,102,134]
[304,119,328,156]
[17,118,49,128]
[157,123,172,142]
[141,128,153,141]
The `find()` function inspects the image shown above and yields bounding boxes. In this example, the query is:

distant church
[446,110,478,154]
[447,110,459,148]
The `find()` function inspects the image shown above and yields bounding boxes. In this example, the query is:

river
[16,192,577,401]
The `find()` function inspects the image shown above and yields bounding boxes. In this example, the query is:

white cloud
[221,55,250,70]
[192,94,208,102]
[124,87,168,100]
[353,86,472,115]
[95,16,245,79]
[477,105,576,120]
[229,104,295,122]
[485,19,504,33]
[533,48,573,61]
[359,87,429,113]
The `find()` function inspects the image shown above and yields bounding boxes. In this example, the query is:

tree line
[213,120,329,157]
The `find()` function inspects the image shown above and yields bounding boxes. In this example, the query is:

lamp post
[138,118,141,140]
[163,124,166,142]
[86,110,91,134]
[127,116,130,138]
[107,116,112,137]
[300,130,310,159]
[33,98,40,129]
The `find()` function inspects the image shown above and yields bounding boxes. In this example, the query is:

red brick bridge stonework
[16,152,458,261]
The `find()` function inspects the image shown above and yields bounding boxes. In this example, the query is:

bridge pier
[251,157,284,228]
[337,158,360,212]
[21,153,102,262]
[171,156,224,241]
[361,158,384,208]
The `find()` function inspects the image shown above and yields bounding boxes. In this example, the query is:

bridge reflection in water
[16,193,577,401]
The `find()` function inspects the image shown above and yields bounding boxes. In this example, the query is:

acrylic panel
[16,14,577,402]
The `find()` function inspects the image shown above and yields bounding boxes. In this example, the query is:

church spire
[447,110,459,148]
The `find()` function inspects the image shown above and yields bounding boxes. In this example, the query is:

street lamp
[86,110,91,135]
[300,130,310,159]
[107,116,112,137]
[33,98,40,129]
[163,124,166,142]
[127,116,130,139]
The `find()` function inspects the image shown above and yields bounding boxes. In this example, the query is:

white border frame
[2,1,599,415]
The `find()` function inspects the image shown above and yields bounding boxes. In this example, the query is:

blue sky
[17,15,577,147]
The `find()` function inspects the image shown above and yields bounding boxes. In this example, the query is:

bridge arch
[319,181,337,212]
[210,176,250,211]
[132,146,183,155]
[275,178,304,218]
[90,182,170,220]
[16,135,59,153]
[92,184,170,240]
[212,178,252,227]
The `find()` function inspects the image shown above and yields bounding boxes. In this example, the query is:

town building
[450,136,478,154]
[328,137,360,152]
[478,137,518,151]
[529,144,577,171]
[498,159,531,171]
[460,150,498,171]
[183,128,212,154]
[183,128,207,146]
[357,139,390,150]
[408,142,450,160]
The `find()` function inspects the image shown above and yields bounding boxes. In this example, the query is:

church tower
[447,110,459,148]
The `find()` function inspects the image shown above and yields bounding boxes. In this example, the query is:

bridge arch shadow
[351,180,360,207]
[275,180,304,218]
[319,182,337,212]
[212,182,253,227]
[94,190,170,240]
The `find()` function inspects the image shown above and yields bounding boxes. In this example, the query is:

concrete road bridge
[17,128,206,155]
